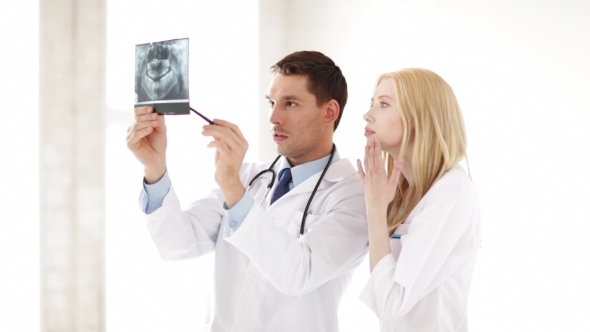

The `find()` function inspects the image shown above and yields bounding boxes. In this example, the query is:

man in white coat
[126,51,367,332]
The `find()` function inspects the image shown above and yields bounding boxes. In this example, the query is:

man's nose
[269,107,282,125]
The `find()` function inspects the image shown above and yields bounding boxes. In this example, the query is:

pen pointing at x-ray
[190,107,214,124]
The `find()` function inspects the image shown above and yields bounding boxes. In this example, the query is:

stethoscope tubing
[299,144,335,236]
[247,144,336,236]
[247,155,281,197]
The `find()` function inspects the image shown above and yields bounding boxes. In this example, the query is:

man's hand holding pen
[202,120,249,209]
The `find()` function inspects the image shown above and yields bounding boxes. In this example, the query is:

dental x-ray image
[135,38,189,115]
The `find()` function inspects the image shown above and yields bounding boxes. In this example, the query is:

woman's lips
[364,130,375,137]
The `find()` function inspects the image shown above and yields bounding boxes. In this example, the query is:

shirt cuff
[142,171,171,214]
[224,191,254,230]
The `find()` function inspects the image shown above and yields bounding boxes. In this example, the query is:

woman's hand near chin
[357,139,404,271]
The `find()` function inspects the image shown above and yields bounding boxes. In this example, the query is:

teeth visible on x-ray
[142,64,179,100]
[146,59,171,80]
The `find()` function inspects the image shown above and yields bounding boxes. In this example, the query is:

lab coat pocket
[390,223,411,259]
[287,211,322,237]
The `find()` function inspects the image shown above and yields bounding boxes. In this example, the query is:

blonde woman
[357,68,482,331]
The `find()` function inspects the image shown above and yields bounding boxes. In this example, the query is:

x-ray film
[135,38,189,115]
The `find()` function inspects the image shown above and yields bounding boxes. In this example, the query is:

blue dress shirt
[142,149,340,230]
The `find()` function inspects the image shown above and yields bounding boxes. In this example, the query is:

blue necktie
[270,168,292,204]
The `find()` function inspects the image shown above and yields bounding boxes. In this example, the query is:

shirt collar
[276,148,341,187]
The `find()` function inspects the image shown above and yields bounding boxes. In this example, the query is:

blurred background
[1,0,589,331]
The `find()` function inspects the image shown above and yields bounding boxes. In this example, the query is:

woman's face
[363,78,405,156]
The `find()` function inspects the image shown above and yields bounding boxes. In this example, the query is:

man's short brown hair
[270,51,348,131]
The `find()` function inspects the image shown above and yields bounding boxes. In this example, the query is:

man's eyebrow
[265,95,303,101]
[281,95,303,101]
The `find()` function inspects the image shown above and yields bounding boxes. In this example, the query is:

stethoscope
[247,144,337,236]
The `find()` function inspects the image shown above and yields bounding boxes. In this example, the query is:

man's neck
[287,143,333,167]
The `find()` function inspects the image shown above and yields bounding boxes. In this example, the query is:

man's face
[266,74,327,161]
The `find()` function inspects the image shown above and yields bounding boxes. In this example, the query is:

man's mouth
[273,132,288,142]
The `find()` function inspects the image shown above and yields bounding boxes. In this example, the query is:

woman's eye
[286,101,296,107]
[268,101,275,108]
[380,102,389,108]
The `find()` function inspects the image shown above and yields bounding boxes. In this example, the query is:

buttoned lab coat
[359,166,482,332]
[142,158,368,332]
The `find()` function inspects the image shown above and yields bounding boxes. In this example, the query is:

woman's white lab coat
[141,158,368,332]
[359,166,482,331]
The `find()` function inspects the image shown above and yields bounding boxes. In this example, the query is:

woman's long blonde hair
[380,68,467,235]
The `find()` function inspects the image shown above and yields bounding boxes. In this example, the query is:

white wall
[0,1,40,331]
[260,0,590,330]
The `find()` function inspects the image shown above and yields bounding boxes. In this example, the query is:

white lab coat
[142,158,368,332]
[359,166,482,332]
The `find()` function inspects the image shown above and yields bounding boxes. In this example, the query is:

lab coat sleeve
[223,177,368,296]
[142,183,226,261]
[141,163,262,261]
[359,174,480,320]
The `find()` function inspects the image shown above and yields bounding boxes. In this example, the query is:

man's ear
[324,99,340,128]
